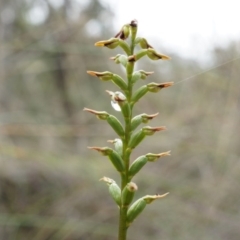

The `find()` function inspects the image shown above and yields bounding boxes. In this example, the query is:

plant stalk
[118,39,135,240]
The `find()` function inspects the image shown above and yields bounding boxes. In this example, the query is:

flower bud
[131,70,154,83]
[131,85,148,104]
[128,155,148,179]
[147,82,174,92]
[88,147,125,173]
[87,71,127,91]
[106,115,125,138]
[130,19,138,41]
[134,37,142,45]
[107,138,123,156]
[119,39,131,55]
[143,193,169,203]
[84,108,124,137]
[100,177,121,206]
[127,193,169,224]
[141,112,159,123]
[126,198,147,224]
[129,151,171,179]
[131,114,142,131]
[95,38,120,49]
[145,151,171,162]
[108,150,125,172]
[142,126,167,136]
[115,24,130,40]
[128,129,146,149]
[139,38,154,49]
[128,126,166,149]
[131,71,141,83]
[109,181,121,206]
[139,70,154,79]
[147,48,171,60]
[83,108,109,120]
[87,71,113,81]
[112,74,128,91]
[122,182,138,207]
[131,113,159,131]
[110,54,128,67]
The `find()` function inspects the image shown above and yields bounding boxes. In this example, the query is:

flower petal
[111,100,121,111]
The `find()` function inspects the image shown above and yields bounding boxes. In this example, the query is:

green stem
[118,39,135,240]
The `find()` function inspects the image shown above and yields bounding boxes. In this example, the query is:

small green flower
[139,38,154,49]
[88,147,125,173]
[110,54,128,67]
[95,38,119,49]
[147,82,174,92]
[147,48,171,60]
[127,193,169,224]
[115,24,130,40]
[122,182,138,207]
[87,71,113,81]
[100,177,121,206]
[131,70,154,83]
[106,90,126,112]
[107,138,123,156]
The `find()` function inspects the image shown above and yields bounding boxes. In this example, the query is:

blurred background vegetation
[0,0,240,239]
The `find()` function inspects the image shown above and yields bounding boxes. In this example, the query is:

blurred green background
[0,0,240,239]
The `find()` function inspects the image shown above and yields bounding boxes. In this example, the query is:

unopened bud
[134,37,142,45]
[115,24,130,40]
[128,129,146,149]
[147,48,171,60]
[131,70,154,83]
[128,155,148,179]
[84,108,124,137]
[122,182,138,207]
[129,151,170,179]
[127,193,169,224]
[131,113,159,131]
[141,112,159,123]
[147,82,174,92]
[142,126,167,136]
[100,177,121,206]
[143,193,169,203]
[131,115,142,131]
[83,108,109,120]
[95,38,119,49]
[88,147,125,172]
[87,71,113,81]
[130,19,138,41]
[108,138,123,156]
[139,38,154,49]
[110,54,128,67]
[112,74,128,91]
[131,85,148,104]
[87,71,127,91]
[145,151,171,162]
[119,39,131,55]
[139,70,154,79]
[106,115,125,138]
[126,198,147,224]
[131,71,142,83]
